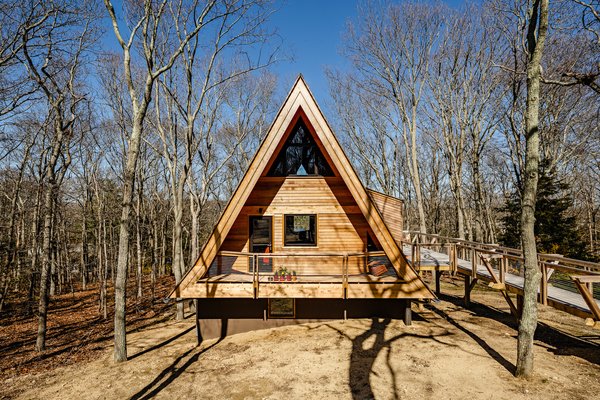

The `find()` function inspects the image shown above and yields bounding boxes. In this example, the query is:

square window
[284,214,317,246]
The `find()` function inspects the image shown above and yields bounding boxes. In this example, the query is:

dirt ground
[3,276,600,400]
[0,276,176,380]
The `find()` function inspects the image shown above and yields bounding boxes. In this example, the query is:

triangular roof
[172,76,433,299]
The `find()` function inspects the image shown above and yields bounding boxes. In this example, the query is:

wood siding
[218,176,375,275]
[367,190,404,245]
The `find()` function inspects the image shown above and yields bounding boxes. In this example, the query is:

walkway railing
[402,231,600,324]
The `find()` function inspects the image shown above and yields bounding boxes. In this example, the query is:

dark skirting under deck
[194,298,412,343]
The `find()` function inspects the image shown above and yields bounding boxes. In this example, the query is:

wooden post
[404,300,412,326]
[517,294,524,318]
[471,248,477,278]
[585,267,593,295]
[195,299,202,346]
[464,275,471,307]
[435,270,441,295]
[343,255,348,299]
[253,254,258,299]
[572,276,600,322]
[452,244,458,273]
[540,262,548,306]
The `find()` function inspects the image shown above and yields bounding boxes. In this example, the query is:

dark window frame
[284,214,317,247]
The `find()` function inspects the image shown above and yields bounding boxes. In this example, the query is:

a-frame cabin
[172,76,433,339]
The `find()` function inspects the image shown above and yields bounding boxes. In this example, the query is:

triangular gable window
[267,119,333,176]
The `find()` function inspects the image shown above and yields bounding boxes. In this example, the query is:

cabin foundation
[194,298,412,343]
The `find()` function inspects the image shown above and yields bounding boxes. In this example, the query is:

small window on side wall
[284,214,317,246]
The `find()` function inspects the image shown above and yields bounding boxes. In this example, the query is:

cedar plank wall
[218,176,378,274]
[367,190,404,246]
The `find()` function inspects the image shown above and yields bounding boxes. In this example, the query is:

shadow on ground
[424,302,515,374]
[325,317,453,400]
[438,293,600,367]
[126,293,600,400]
[128,318,226,400]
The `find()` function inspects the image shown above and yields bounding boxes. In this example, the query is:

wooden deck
[192,272,410,299]
[402,243,600,323]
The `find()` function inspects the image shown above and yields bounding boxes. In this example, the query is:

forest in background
[0,0,598,356]
[328,1,599,256]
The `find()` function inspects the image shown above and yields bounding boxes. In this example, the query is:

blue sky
[101,1,470,109]
[266,0,470,105]
[266,0,360,103]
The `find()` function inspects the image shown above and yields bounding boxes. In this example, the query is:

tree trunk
[28,186,43,313]
[102,218,109,320]
[98,219,105,314]
[81,198,88,290]
[410,113,427,234]
[190,195,200,264]
[36,183,55,351]
[114,116,144,362]
[136,189,143,299]
[160,222,166,276]
[172,193,185,320]
[35,115,67,351]
[0,140,30,311]
[449,170,466,239]
[472,155,485,242]
[151,207,159,299]
[516,0,548,378]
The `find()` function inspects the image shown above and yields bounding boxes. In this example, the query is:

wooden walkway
[402,242,600,324]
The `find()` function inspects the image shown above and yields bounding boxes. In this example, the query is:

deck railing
[211,250,390,276]
[402,231,600,323]
[203,250,398,298]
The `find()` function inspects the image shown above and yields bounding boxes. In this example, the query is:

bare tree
[540,0,599,93]
[337,2,446,233]
[0,121,37,311]
[104,0,276,361]
[0,0,48,123]
[427,5,504,241]
[188,72,276,265]
[327,71,405,197]
[516,0,549,378]
[15,0,96,351]
[148,1,276,321]
[104,0,220,361]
